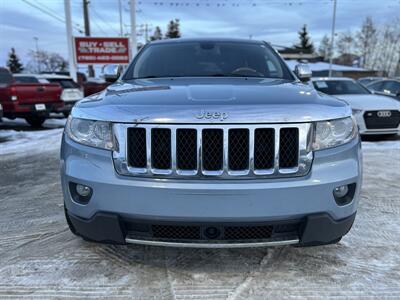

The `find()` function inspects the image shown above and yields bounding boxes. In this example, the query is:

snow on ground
[0,117,66,156]
[362,140,400,150]
[0,128,64,156]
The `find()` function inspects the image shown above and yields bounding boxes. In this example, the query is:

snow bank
[0,128,64,156]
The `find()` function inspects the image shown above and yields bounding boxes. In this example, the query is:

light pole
[118,0,123,36]
[64,0,78,82]
[328,0,337,77]
[130,0,137,59]
[33,37,40,72]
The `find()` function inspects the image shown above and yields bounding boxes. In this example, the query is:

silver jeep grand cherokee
[61,38,362,248]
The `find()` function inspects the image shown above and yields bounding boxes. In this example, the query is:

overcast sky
[0,0,399,72]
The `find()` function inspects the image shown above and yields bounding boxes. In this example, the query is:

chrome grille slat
[113,123,313,179]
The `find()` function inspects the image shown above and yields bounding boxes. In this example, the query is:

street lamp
[33,37,40,73]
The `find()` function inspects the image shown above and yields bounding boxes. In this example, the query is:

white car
[40,74,83,115]
[311,77,400,136]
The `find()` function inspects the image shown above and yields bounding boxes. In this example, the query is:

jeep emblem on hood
[195,110,229,121]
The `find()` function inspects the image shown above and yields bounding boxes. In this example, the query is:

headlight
[66,117,114,150]
[313,116,357,150]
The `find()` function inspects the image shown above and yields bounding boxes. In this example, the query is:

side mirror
[294,63,312,82]
[102,64,123,83]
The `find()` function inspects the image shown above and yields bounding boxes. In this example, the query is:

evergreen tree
[7,48,24,73]
[165,19,181,39]
[150,26,163,41]
[294,24,314,54]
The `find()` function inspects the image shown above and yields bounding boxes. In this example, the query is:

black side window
[368,81,384,91]
[383,81,400,94]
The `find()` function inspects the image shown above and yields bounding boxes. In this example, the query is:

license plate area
[35,104,46,111]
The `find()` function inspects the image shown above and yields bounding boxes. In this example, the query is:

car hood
[333,94,400,111]
[73,78,351,124]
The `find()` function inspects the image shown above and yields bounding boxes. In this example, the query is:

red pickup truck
[0,68,63,127]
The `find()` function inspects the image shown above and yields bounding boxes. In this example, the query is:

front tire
[25,116,46,127]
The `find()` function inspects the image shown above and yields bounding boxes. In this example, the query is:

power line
[21,0,83,33]
[36,0,83,29]
[90,3,120,36]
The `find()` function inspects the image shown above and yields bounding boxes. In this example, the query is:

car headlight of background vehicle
[313,116,358,150]
[66,117,114,150]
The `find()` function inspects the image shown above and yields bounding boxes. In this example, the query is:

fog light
[76,184,91,197]
[69,182,92,204]
[333,183,356,206]
[334,185,349,198]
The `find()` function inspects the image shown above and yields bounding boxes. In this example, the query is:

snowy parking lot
[0,118,399,298]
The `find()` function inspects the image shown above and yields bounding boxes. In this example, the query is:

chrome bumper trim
[125,238,299,248]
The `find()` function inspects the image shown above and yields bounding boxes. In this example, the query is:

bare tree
[356,16,378,68]
[332,16,400,76]
[337,31,355,56]
[362,17,400,76]
[27,50,68,73]
[318,34,331,61]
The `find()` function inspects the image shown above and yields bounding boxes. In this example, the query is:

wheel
[25,116,46,127]
[63,112,70,118]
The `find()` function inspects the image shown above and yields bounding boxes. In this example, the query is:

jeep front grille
[114,123,313,179]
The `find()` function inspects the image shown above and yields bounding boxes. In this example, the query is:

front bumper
[353,111,400,135]
[66,209,356,247]
[61,134,362,247]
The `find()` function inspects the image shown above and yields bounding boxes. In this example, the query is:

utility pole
[118,0,123,36]
[130,0,137,58]
[145,23,148,43]
[328,0,337,77]
[64,0,77,82]
[83,0,95,77]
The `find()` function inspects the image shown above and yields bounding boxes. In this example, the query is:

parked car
[357,76,385,87]
[62,38,362,248]
[366,79,400,100]
[83,77,110,97]
[41,71,110,97]
[311,77,400,136]
[0,68,62,127]
[40,74,84,116]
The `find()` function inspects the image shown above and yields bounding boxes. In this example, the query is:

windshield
[14,76,39,83]
[125,41,294,80]
[312,80,370,95]
[47,78,80,89]
[0,68,13,85]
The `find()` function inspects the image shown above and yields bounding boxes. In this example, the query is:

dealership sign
[74,37,130,64]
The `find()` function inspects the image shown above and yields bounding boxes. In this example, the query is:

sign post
[74,37,130,64]
[64,0,77,82]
